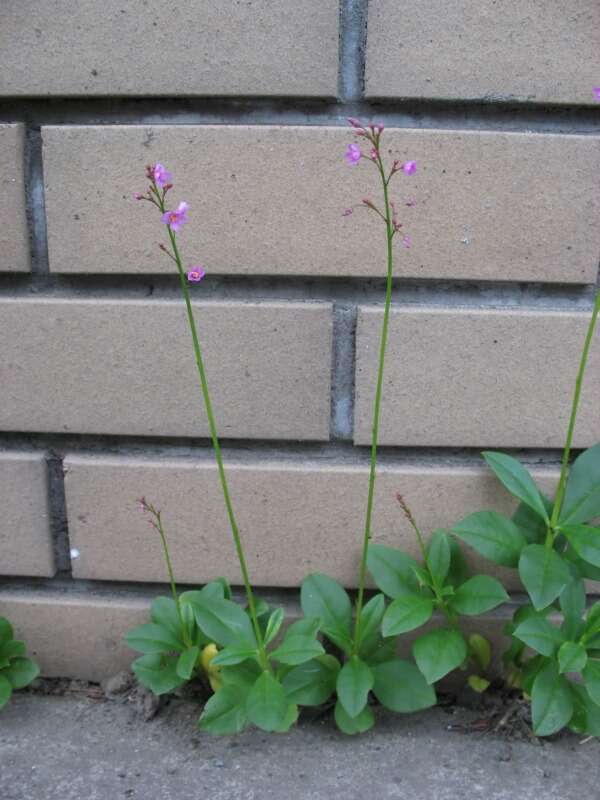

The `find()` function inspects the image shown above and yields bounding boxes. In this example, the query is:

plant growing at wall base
[451,285,600,736]
[0,616,39,710]
[366,494,507,692]
[130,166,325,733]
[300,119,437,733]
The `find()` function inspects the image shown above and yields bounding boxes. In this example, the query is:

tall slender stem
[163,221,267,666]
[550,289,600,533]
[153,510,188,643]
[352,156,395,654]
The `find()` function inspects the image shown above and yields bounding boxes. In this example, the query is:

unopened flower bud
[342,208,353,216]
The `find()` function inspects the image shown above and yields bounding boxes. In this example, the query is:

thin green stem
[153,510,189,644]
[352,155,395,655]
[549,289,600,535]
[161,217,268,668]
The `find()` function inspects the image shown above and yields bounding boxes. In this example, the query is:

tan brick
[365,0,600,105]
[0,2,338,97]
[0,298,332,440]
[355,306,600,448]
[0,124,29,272]
[0,585,522,682]
[42,125,600,284]
[0,452,54,577]
[0,588,148,681]
[64,453,561,591]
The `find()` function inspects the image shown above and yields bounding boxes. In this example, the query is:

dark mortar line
[330,303,357,440]
[23,125,49,276]
[0,97,599,134]
[338,0,369,102]
[46,452,73,574]
[0,273,597,311]
[0,575,537,607]
[0,432,568,469]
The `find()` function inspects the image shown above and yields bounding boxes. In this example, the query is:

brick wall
[1,1,599,680]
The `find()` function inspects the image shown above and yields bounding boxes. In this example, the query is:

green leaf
[557,642,587,674]
[2,657,40,690]
[381,594,434,636]
[522,654,547,695]
[270,635,325,666]
[569,683,600,737]
[584,602,600,641]
[131,654,184,695]
[283,616,321,640]
[447,538,470,588]
[452,511,526,567]
[560,443,600,525]
[371,659,436,712]
[562,525,600,568]
[273,702,298,733]
[582,659,600,706]
[246,672,289,732]
[282,655,340,706]
[559,578,586,640]
[0,675,13,710]
[300,574,352,653]
[518,545,571,611]
[264,608,285,646]
[175,646,200,680]
[531,661,573,736]
[125,623,185,655]
[358,594,386,646]
[482,452,550,522]
[210,643,258,667]
[0,618,14,646]
[427,531,451,584]
[468,675,490,693]
[0,640,26,662]
[512,500,553,544]
[412,628,468,684]
[468,634,492,671]
[449,575,509,616]
[334,700,374,735]
[220,660,263,692]
[190,598,256,648]
[513,617,565,657]
[336,656,374,718]
[366,544,420,599]
[198,685,248,735]
[150,596,184,640]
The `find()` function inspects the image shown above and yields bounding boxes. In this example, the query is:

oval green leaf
[371,659,436,712]
[518,545,571,611]
[412,627,468,684]
[381,594,434,636]
[449,575,509,616]
[336,656,374,718]
[452,511,526,567]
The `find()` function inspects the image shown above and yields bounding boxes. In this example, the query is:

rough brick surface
[0,452,54,577]
[0,2,338,97]
[365,0,600,105]
[354,307,600,448]
[0,124,29,272]
[0,299,332,440]
[64,453,560,590]
[0,588,148,681]
[42,125,600,284]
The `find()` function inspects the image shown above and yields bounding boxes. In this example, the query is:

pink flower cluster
[342,118,417,246]
[134,165,207,284]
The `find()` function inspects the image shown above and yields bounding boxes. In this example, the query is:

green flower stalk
[134,165,268,669]
[344,121,417,654]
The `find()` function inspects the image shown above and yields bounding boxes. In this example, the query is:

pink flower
[402,234,412,249]
[345,143,362,165]
[347,117,364,129]
[153,163,172,188]
[370,147,378,161]
[187,266,206,283]
[133,192,143,200]
[403,161,417,175]
[342,208,353,216]
[161,201,189,231]
[594,87,600,101]
[405,199,416,207]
